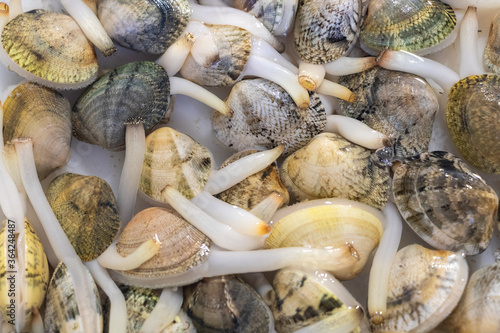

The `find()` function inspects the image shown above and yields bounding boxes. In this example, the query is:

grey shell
[212,79,326,155]
[233,0,296,34]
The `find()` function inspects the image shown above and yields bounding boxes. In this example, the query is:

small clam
[393,151,498,255]
[484,14,500,74]
[183,275,274,332]
[2,82,72,180]
[233,0,298,35]
[280,133,390,209]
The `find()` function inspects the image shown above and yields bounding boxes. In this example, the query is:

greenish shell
[484,14,500,74]
[72,61,171,151]
[392,151,498,255]
[446,74,500,173]
[46,173,121,261]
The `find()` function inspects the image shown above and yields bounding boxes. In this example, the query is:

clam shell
[72,61,171,151]
[212,78,326,155]
[234,0,296,34]
[1,9,98,86]
[183,275,272,332]
[98,0,191,54]
[281,133,389,209]
[46,173,121,261]
[338,67,438,159]
[293,0,365,64]
[2,82,72,179]
[393,151,498,255]
[374,244,468,333]
[139,127,212,201]
[215,149,289,211]
[116,207,212,278]
[180,24,252,87]
[360,0,456,55]
[484,14,500,75]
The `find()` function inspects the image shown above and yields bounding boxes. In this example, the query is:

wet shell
[360,0,456,56]
[116,207,212,278]
[281,133,389,209]
[373,244,468,333]
[233,0,297,34]
[2,82,72,180]
[72,61,171,151]
[265,203,384,279]
[44,262,103,332]
[98,0,191,54]
[183,275,272,332]
[139,127,212,201]
[46,173,121,261]
[1,9,98,86]
[338,67,438,159]
[484,14,500,74]
[212,79,326,155]
[180,24,252,87]
[293,0,365,64]
[393,151,498,255]
[215,149,289,210]
[446,74,500,173]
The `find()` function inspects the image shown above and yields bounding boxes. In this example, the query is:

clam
[183,275,274,332]
[484,14,500,75]
[2,82,72,180]
[372,244,468,332]
[280,133,390,209]
[233,0,298,35]
[393,151,498,255]
[360,0,457,56]
[339,67,439,159]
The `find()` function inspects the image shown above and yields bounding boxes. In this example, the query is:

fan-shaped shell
[393,151,498,255]
[180,24,251,87]
[281,133,389,209]
[46,173,121,261]
[373,244,468,333]
[293,0,365,64]
[139,127,212,201]
[1,9,98,87]
[116,207,212,278]
[97,0,191,54]
[212,79,326,155]
[72,61,171,151]
[484,14,500,74]
[2,82,72,180]
[360,0,456,56]
[339,67,438,158]
[183,275,272,332]
[233,0,297,35]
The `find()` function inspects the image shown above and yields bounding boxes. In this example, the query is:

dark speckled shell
[72,61,171,151]
[392,151,498,255]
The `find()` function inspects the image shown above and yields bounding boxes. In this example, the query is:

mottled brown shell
[484,14,500,74]
[180,25,252,86]
[46,173,121,261]
[393,151,498,255]
[212,79,326,155]
[183,275,272,332]
[281,133,389,209]
[339,67,438,158]
[446,75,500,173]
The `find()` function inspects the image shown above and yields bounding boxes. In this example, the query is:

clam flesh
[484,14,500,74]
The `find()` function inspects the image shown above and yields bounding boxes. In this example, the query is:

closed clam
[339,67,438,159]
[233,0,297,35]
[484,14,500,74]
[2,82,72,180]
[281,133,389,209]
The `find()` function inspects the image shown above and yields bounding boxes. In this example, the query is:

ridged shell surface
[116,207,212,278]
[339,67,438,158]
[1,9,98,84]
[234,0,295,34]
[281,133,389,209]
[98,0,191,54]
[72,61,171,151]
[180,25,251,87]
[373,244,468,333]
[183,275,271,333]
[484,14,500,74]
[293,0,364,64]
[139,127,212,201]
[360,0,456,55]
[446,74,500,173]
[3,82,72,179]
[212,79,326,155]
[46,173,121,261]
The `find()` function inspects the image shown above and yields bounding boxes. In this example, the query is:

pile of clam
[0,0,499,332]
